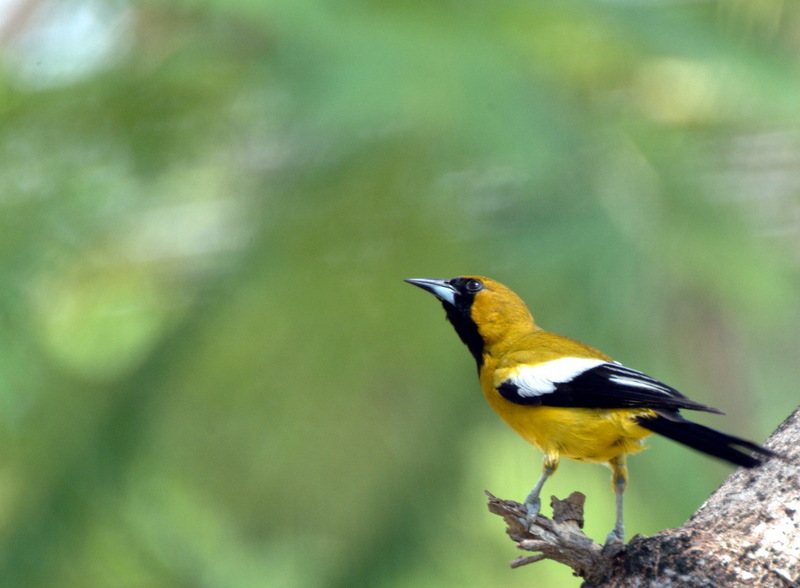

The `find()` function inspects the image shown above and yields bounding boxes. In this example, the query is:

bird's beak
[405,278,457,305]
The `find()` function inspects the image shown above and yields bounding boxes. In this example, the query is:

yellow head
[405,276,539,365]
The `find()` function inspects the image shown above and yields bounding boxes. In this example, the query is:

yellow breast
[481,387,655,463]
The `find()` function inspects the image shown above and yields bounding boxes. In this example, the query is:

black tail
[637,415,775,468]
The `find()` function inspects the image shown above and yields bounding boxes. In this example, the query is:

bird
[405,275,774,545]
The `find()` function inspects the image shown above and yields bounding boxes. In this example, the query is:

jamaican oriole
[405,275,774,545]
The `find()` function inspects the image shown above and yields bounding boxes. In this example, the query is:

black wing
[498,362,723,414]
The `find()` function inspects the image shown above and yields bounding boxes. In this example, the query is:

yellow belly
[487,397,655,464]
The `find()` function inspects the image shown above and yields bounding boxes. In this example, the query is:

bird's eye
[465,279,483,292]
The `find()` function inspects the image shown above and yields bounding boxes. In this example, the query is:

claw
[602,531,625,557]
[524,497,541,520]
[520,461,556,530]
[605,528,624,546]
[520,497,541,530]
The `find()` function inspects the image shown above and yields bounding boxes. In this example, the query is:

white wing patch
[608,375,662,391]
[602,364,677,396]
[506,357,607,397]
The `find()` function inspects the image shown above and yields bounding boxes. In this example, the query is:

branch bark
[486,407,800,587]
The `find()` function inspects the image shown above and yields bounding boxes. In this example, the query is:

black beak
[404,278,457,305]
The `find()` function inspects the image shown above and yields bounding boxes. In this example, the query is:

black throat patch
[441,294,484,369]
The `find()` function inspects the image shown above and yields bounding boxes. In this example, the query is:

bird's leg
[523,455,558,525]
[605,455,627,546]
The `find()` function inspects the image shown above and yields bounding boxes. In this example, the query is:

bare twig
[485,491,615,585]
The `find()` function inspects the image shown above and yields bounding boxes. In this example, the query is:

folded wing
[496,358,723,414]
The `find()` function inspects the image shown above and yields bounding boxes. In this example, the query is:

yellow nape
[463,276,539,349]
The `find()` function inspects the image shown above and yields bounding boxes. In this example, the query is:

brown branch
[486,407,800,587]
[485,491,615,585]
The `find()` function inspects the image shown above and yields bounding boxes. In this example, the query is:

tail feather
[637,415,775,468]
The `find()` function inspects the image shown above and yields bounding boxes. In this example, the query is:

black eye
[465,279,483,292]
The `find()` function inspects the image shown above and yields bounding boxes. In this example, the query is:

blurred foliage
[0,0,798,586]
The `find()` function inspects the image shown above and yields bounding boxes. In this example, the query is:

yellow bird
[406,276,773,544]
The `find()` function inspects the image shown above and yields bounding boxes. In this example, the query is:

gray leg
[605,455,627,545]
[524,455,558,523]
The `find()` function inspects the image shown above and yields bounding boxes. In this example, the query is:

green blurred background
[0,0,797,586]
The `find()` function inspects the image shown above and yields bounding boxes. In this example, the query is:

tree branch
[486,407,800,587]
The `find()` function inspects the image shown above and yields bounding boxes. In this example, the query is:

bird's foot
[602,529,625,557]
[518,498,541,530]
